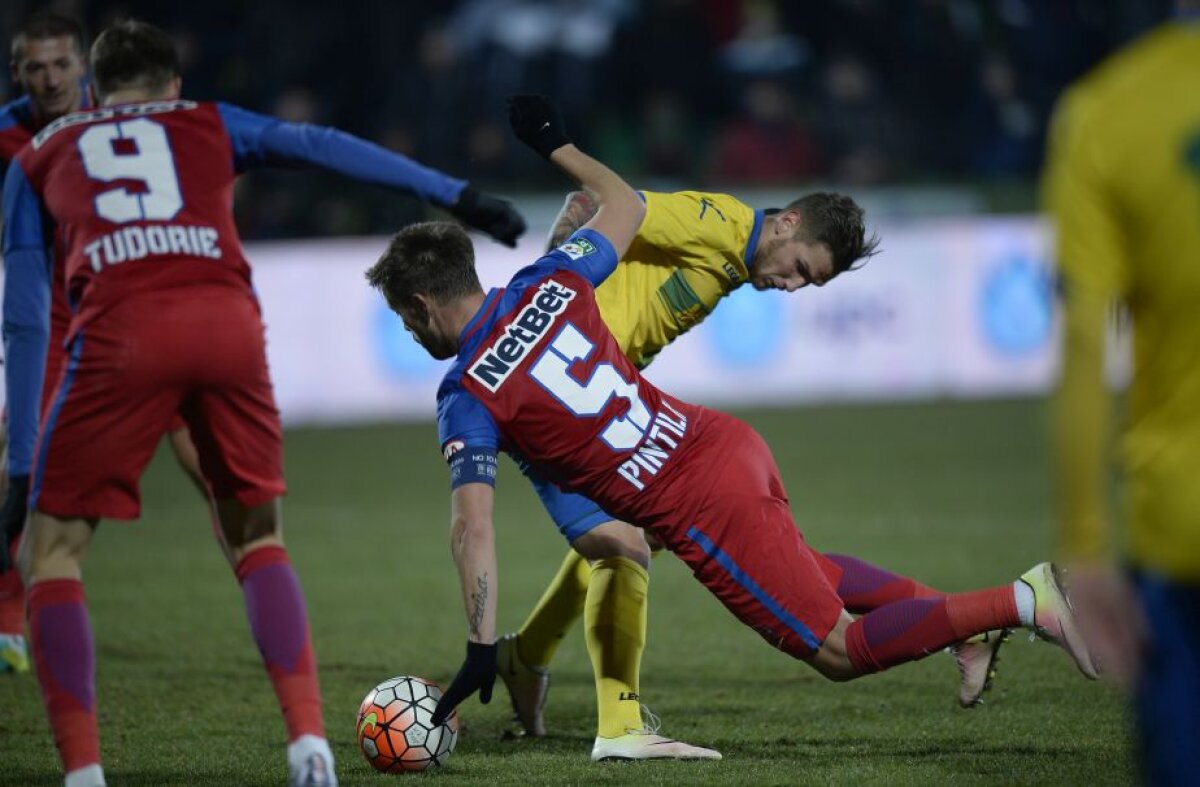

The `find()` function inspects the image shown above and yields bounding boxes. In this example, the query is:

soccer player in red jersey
[365,96,1100,743]
[0,13,525,693]
[0,12,91,676]
[0,20,522,787]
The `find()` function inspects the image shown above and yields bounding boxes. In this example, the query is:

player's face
[396,301,457,361]
[12,37,86,119]
[750,236,835,292]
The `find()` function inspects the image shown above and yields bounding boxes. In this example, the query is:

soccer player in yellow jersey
[1044,4,1200,783]
[497,188,1014,758]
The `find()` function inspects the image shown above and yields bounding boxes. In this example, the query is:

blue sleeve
[1,161,52,476]
[437,384,501,489]
[535,227,619,287]
[216,103,466,207]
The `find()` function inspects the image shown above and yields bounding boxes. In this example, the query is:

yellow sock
[585,555,649,738]
[516,549,592,668]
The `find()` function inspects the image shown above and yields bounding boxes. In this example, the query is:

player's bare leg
[167,426,232,566]
[215,497,336,787]
[23,512,105,787]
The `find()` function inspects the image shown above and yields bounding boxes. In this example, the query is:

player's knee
[217,497,282,551]
[24,513,93,582]
[571,521,651,569]
[811,657,859,682]
[228,533,284,565]
[804,614,861,682]
[805,646,859,682]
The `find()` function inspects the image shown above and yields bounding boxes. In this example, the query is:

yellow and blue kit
[595,190,763,369]
[1044,19,1200,580]
[1044,16,1200,784]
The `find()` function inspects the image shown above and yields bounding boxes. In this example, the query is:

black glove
[431,640,497,726]
[0,475,30,575]
[450,186,526,248]
[507,94,571,160]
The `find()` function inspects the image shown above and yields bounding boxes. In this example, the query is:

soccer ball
[356,676,458,773]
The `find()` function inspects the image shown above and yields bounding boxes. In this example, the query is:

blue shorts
[1133,571,1200,787]
[520,464,615,543]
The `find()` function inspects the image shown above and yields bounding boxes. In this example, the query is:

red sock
[823,553,942,613]
[27,579,100,772]
[236,545,324,740]
[944,586,1020,640]
[0,533,26,633]
[845,586,1019,674]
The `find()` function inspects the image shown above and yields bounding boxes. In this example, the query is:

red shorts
[32,286,285,520]
[645,412,844,658]
[43,321,189,436]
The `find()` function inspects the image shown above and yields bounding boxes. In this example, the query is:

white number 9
[77,118,183,224]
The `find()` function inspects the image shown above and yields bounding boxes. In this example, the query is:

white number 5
[530,324,652,451]
[77,118,182,223]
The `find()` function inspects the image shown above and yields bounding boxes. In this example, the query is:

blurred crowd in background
[1,0,1176,239]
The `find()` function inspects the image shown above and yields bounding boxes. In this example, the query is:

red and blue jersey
[2,98,472,477]
[438,229,705,524]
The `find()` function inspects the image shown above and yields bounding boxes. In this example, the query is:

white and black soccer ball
[356,675,458,773]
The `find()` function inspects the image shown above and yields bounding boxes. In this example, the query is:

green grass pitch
[0,399,1133,785]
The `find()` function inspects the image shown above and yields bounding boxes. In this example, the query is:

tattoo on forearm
[548,212,581,249]
[468,573,488,640]
[546,192,599,250]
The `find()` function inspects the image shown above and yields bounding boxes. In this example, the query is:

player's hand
[0,475,30,574]
[1066,560,1147,689]
[451,186,526,248]
[431,640,497,726]
[507,94,571,160]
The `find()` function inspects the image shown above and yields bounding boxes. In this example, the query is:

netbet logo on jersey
[468,279,576,392]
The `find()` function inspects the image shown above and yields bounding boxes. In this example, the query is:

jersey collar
[743,209,766,272]
[458,288,502,355]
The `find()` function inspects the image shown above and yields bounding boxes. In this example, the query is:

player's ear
[409,293,433,325]
[778,208,803,237]
[167,76,182,99]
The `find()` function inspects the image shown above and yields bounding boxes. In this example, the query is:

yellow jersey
[595,191,763,369]
[1043,20,1200,578]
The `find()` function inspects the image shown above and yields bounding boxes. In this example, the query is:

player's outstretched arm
[431,482,499,725]
[508,95,644,261]
[216,103,527,246]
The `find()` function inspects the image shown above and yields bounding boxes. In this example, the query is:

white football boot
[591,706,722,761]
[1018,562,1099,679]
[287,734,338,787]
